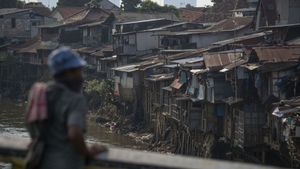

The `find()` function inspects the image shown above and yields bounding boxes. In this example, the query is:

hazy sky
[28,0,213,8]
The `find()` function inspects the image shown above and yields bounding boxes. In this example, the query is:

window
[11,18,16,28]
[127,72,133,78]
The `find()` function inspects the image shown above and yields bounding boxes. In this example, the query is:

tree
[83,80,116,111]
[121,0,141,12]
[0,0,24,8]
[57,0,90,7]
[138,0,160,12]
[138,0,179,16]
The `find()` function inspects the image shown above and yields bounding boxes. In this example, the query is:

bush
[83,80,116,112]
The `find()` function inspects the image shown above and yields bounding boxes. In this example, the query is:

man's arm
[68,126,107,158]
[67,96,107,158]
[68,126,90,156]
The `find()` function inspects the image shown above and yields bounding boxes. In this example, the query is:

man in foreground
[26,47,107,169]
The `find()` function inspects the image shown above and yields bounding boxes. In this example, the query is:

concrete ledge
[0,136,286,169]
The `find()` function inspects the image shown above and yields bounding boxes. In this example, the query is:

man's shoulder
[47,81,85,102]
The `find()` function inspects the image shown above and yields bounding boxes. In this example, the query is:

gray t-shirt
[40,82,87,169]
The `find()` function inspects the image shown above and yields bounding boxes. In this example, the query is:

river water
[0,100,145,149]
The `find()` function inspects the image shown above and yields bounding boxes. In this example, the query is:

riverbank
[0,100,147,150]
[89,111,154,148]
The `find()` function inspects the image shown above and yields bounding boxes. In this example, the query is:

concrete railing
[0,136,287,169]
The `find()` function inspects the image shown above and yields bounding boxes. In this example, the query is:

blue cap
[48,47,86,75]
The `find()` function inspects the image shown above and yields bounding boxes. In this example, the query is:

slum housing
[0,1,175,97]
[0,0,300,167]
[110,0,300,167]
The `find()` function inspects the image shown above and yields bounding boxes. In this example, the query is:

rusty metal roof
[220,59,248,72]
[203,50,244,70]
[170,79,183,89]
[254,46,300,62]
[258,62,299,73]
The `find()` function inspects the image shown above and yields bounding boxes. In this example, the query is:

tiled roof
[206,17,253,31]
[179,7,205,22]
[12,39,58,54]
[114,12,179,23]
[30,7,52,17]
[64,8,110,24]
[55,7,86,19]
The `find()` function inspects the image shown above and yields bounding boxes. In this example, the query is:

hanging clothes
[237,67,248,79]
[179,71,188,84]
[198,84,205,100]
[191,75,199,88]
[255,74,262,89]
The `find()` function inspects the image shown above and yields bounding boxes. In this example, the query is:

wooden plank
[0,136,286,169]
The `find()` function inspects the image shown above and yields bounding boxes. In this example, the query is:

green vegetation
[138,0,179,16]
[83,79,117,113]
[121,0,178,16]
[121,0,142,12]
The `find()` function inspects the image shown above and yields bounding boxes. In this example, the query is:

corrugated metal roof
[212,31,271,46]
[171,57,203,65]
[254,46,300,62]
[220,59,248,72]
[170,79,183,89]
[190,69,209,74]
[112,60,160,72]
[100,55,117,61]
[163,64,179,68]
[76,47,100,54]
[112,64,139,72]
[261,23,300,29]
[0,8,30,16]
[145,73,174,82]
[204,51,244,69]
[258,62,299,73]
[240,63,261,70]
[154,17,252,36]
[287,37,300,45]
[223,97,244,105]
[230,8,256,12]
[162,86,172,91]
[79,21,105,27]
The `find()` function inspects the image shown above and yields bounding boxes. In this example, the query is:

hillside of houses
[0,0,300,168]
